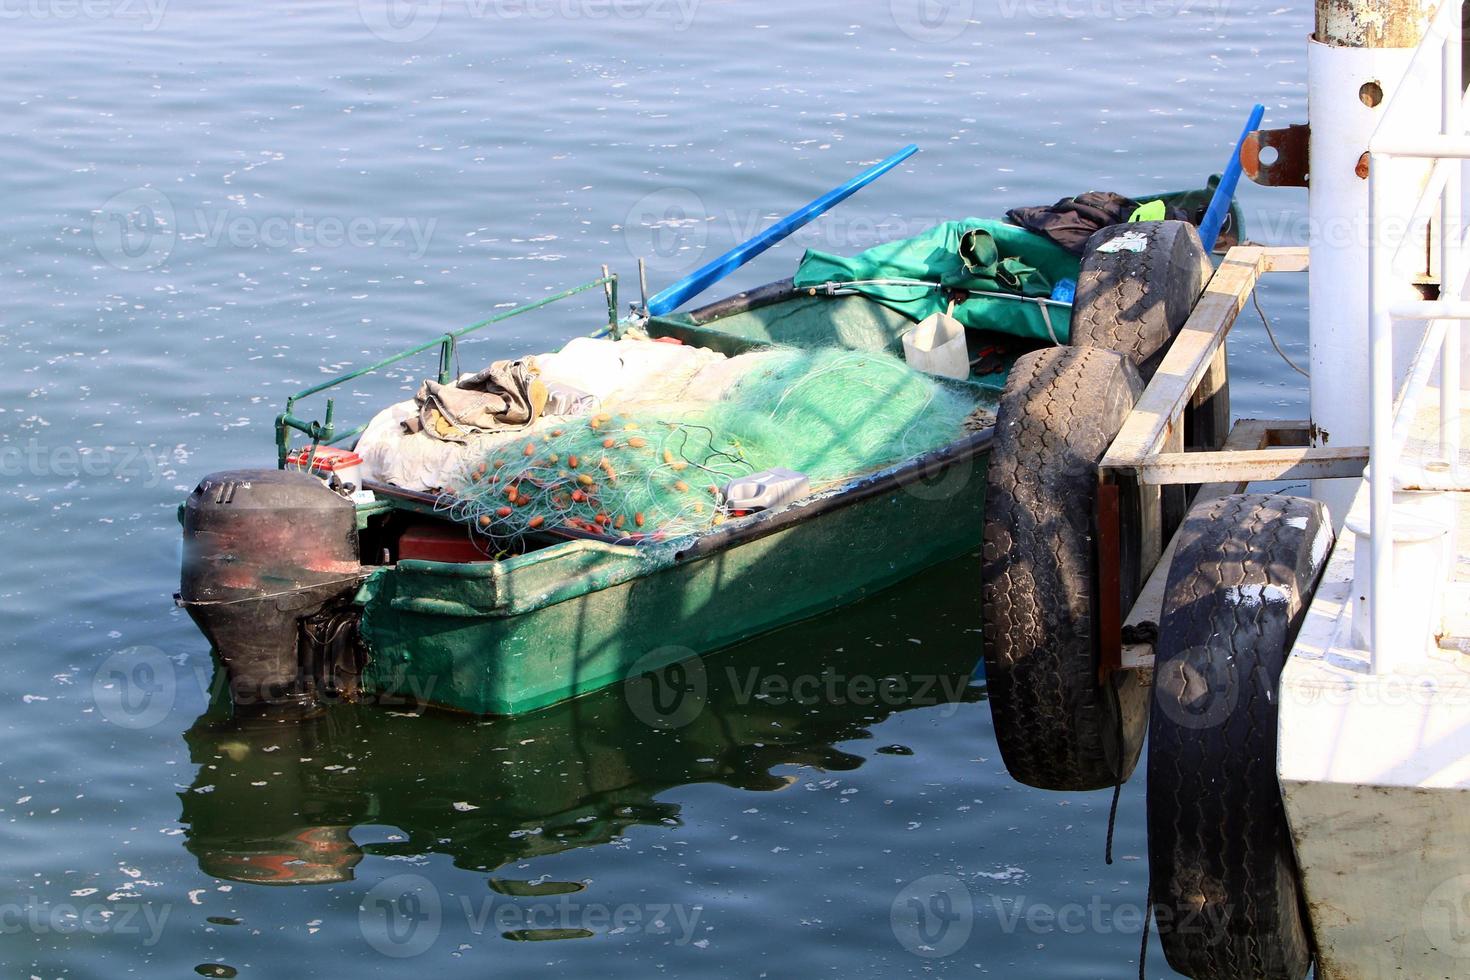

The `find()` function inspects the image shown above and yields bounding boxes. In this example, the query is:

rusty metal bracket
[1096,479,1124,684]
[1242,124,1310,187]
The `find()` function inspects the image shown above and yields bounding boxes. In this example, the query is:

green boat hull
[359,445,988,716]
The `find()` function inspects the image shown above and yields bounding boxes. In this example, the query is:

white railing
[1365,0,1466,673]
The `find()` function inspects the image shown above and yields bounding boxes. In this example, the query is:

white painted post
[1367,160,1398,672]
[1310,1,1440,526]
[1443,24,1463,466]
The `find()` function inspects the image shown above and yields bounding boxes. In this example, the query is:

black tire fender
[1147,492,1333,980]
[1070,220,1213,381]
[981,345,1149,792]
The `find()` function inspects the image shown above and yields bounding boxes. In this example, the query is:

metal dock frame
[1095,245,1369,679]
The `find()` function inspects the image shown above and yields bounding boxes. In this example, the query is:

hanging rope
[1105,689,1125,865]
[1253,288,1309,378]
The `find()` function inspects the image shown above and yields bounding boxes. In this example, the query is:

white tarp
[355,337,780,492]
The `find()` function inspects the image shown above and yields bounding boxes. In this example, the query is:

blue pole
[1198,104,1265,253]
[646,144,920,317]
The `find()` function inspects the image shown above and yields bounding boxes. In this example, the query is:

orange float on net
[577,474,594,487]
[528,515,546,530]
[572,489,586,503]
[496,506,512,519]
[479,515,492,528]
[674,480,689,492]
[627,437,647,449]
[635,512,645,527]
[568,455,580,468]
[602,437,616,449]
[523,443,536,457]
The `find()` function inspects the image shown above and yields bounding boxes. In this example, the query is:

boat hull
[357,443,988,716]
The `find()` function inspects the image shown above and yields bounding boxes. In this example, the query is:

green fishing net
[439,348,976,542]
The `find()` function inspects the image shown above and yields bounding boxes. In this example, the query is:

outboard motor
[179,469,363,708]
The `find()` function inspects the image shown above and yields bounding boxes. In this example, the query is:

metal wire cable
[1253,288,1309,378]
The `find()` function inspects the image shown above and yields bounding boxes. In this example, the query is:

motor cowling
[180,469,362,707]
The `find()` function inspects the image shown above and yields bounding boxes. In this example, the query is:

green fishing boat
[176,177,1239,719]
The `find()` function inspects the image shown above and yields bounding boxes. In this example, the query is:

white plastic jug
[903,302,969,380]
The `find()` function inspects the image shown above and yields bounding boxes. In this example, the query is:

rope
[1138,876,1154,980]
[1253,288,1309,378]
[816,279,1073,310]
[175,575,367,608]
[1038,299,1062,345]
[1106,700,1124,865]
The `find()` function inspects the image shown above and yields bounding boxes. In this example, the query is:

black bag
[1006,191,1185,256]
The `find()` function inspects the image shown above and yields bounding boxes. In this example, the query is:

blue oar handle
[645,144,921,317]
[1198,104,1265,254]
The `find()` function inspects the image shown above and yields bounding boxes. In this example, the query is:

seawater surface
[1,2,1314,976]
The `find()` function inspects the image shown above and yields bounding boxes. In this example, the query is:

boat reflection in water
[178,558,984,885]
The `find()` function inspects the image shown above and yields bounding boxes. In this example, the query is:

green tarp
[792,219,1082,344]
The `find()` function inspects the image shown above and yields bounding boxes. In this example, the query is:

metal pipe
[1441,21,1464,468]
[1370,135,1470,155]
[1389,319,1449,457]
[1368,160,1396,674]
[1388,300,1470,317]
